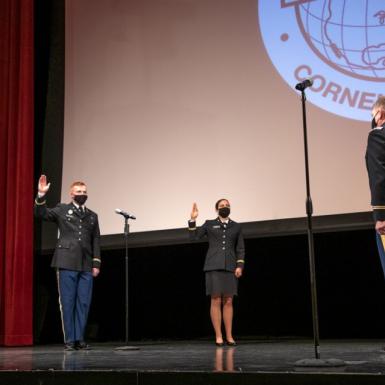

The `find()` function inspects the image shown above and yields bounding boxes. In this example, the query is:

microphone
[115,208,136,220]
[295,78,313,91]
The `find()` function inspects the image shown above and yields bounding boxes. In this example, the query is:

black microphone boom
[295,78,313,91]
[115,208,136,220]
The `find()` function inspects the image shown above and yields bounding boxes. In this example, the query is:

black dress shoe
[226,341,237,346]
[64,342,76,351]
[215,341,224,347]
[76,341,91,350]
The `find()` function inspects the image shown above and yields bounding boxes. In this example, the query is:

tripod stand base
[295,358,345,367]
[114,346,140,351]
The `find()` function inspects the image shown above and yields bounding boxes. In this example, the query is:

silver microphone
[115,208,136,220]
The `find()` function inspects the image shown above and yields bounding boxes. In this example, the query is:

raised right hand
[190,202,199,220]
[38,175,51,194]
[376,220,385,235]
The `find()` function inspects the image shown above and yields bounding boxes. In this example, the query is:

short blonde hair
[373,96,385,112]
[70,181,86,189]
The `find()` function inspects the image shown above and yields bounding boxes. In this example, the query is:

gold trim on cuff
[381,235,385,251]
[188,227,197,231]
[93,258,101,262]
[236,259,245,263]
[35,199,46,206]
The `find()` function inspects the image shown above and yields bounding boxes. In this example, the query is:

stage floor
[1,339,385,373]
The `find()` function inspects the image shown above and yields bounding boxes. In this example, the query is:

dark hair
[215,198,229,210]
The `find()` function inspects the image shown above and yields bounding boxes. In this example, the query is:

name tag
[212,225,220,229]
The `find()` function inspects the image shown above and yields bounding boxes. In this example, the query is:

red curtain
[0,0,34,345]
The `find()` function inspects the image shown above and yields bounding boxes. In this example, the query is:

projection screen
[63,0,384,235]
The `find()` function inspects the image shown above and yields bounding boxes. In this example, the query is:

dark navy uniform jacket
[366,123,385,221]
[188,218,245,272]
[34,196,101,272]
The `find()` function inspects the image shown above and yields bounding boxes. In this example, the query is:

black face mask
[74,194,88,206]
[372,111,380,129]
[218,207,230,218]
[372,117,377,130]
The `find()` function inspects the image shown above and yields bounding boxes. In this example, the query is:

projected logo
[258,0,385,121]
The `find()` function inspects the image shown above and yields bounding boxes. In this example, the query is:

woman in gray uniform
[188,199,245,346]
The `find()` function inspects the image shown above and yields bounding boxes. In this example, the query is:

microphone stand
[115,216,139,351]
[294,89,344,367]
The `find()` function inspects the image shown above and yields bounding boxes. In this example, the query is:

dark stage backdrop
[35,230,385,343]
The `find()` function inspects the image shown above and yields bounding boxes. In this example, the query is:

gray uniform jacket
[34,196,101,272]
[188,218,245,272]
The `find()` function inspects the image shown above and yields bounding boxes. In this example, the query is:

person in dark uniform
[366,96,385,278]
[188,199,245,346]
[34,175,101,351]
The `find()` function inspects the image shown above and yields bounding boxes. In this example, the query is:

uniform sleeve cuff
[35,196,46,205]
[373,207,385,221]
[92,258,101,268]
[188,220,196,230]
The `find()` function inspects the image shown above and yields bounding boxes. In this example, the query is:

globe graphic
[293,0,385,81]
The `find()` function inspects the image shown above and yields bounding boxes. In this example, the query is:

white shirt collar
[72,201,86,210]
[373,123,385,130]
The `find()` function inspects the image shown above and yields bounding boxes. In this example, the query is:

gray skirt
[205,270,238,296]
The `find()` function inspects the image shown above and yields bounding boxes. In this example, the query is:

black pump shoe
[76,341,91,350]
